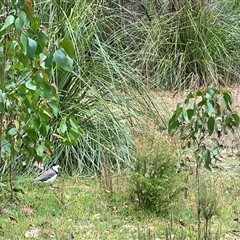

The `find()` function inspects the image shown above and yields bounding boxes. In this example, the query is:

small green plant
[199,179,220,240]
[168,87,240,239]
[129,136,185,215]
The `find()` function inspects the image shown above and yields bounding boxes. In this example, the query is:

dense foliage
[168,88,240,170]
[0,0,80,198]
[129,137,185,215]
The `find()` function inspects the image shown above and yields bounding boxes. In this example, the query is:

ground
[0,164,239,239]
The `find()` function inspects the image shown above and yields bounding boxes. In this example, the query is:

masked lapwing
[32,164,61,187]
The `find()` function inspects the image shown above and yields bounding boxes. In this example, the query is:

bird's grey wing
[32,169,55,182]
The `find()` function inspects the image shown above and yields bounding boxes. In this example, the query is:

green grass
[0,161,239,239]
[0,176,165,239]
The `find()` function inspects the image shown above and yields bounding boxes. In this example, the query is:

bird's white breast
[44,174,58,183]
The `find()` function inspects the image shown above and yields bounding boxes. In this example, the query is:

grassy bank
[0,160,239,239]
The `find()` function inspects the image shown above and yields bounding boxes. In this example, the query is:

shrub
[129,136,185,215]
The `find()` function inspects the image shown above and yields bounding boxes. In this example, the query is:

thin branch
[0,0,9,166]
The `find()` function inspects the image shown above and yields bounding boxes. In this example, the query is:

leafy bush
[129,137,185,215]
[168,88,240,170]
[0,0,78,199]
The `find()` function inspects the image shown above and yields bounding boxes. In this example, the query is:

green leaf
[7,128,17,136]
[48,102,58,117]
[168,104,183,133]
[204,149,211,171]
[195,90,203,97]
[35,79,56,99]
[23,98,31,109]
[20,34,28,53]
[196,119,203,128]
[60,38,75,58]
[215,103,221,116]
[207,117,215,135]
[231,113,240,127]
[182,109,188,121]
[222,98,230,111]
[40,125,49,137]
[31,17,40,31]
[194,102,198,111]
[60,120,67,133]
[33,118,41,129]
[205,88,218,99]
[212,147,221,157]
[70,116,79,130]
[15,11,27,36]
[63,139,73,146]
[187,109,194,120]
[223,91,232,105]
[31,89,41,107]
[186,92,194,99]
[1,140,11,157]
[69,129,79,145]
[0,90,6,103]
[36,31,46,54]
[53,48,73,72]
[175,105,183,118]
[198,98,206,108]
[27,37,37,59]
[39,109,50,122]
[25,128,37,141]
[44,53,54,77]
[22,135,33,146]
[0,15,15,32]
[222,92,232,112]
[190,116,195,125]
[17,85,27,101]
[25,80,36,90]
[206,101,213,116]
[5,81,16,90]
[168,116,179,134]
[36,144,45,157]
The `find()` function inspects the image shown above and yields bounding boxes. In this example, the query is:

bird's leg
[50,183,58,189]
